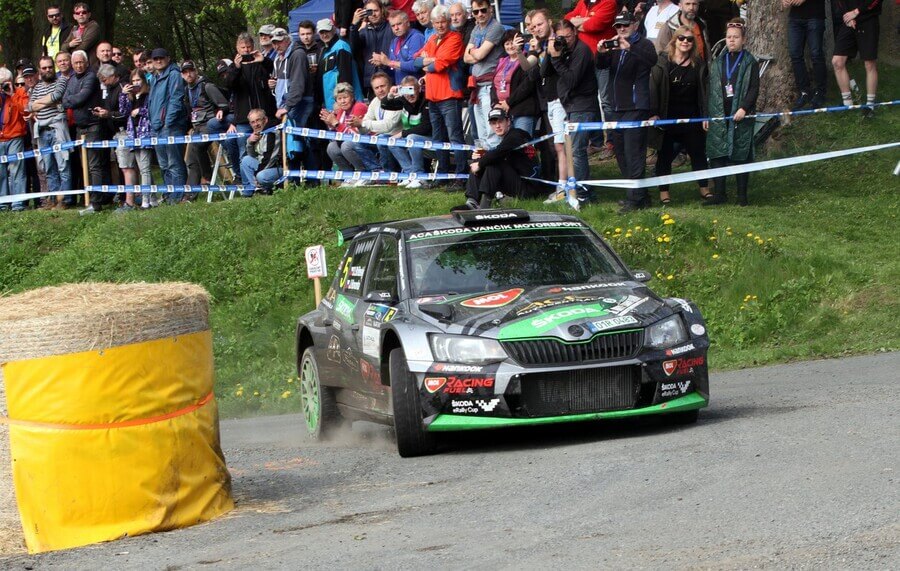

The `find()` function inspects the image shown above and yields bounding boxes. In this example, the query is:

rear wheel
[390,347,437,457]
[299,348,342,439]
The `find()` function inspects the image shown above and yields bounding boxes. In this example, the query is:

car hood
[414,282,673,341]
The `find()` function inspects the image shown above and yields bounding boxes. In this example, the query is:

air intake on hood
[501,330,643,366]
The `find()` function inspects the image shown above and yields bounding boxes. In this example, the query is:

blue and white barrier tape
[82,130,254,149]
[284,126,477,152]
[0,139,83,164]
[567,100,900,132]
[283,169,469,182]
[0,184,256,205]
[579,141,900,189]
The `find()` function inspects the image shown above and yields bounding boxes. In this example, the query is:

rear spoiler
[452,209,530,226]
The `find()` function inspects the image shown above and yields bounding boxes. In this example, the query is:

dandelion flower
[253,390,260,397]
[661,214,670,220]
[709,236,717,241]
[634,225,642,231]
[663,236,671,243]
[235,389,244,397]
[712,219,718,224]
[752,295,758,300]
[747,232,753,237]
[740,305,745,310]
[664,218,675,225]
[281,390,292,399]
[657,237,663,243]
[667,275,674,280]
[712,254,720,259]
[625,232,632,238]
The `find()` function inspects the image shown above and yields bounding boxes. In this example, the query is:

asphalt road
[3,353,898,570]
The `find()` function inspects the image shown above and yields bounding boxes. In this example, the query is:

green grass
[0,63,896,417]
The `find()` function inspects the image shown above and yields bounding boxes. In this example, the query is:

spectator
[26,56,72,209]
[95,64,132,210]
[55,52,73,79]
[348,71,402,172]
[350,1,393,90]
[656,0,710,61]
[41,4,71,62]
[321,82,377,183]
[549,18,600,209]
[596,10,657,213]
[415,5,466,180]
[61,50,105,214]
[449,2,474,42]
[222,32,277,171]
[783,0,827,110]
[524,9,570,202]
[95,41,129,82]
[206,59,242,176]
[290,20,323,170]
[491,30,539,135]
[62,3,101,66]
[705,18,759,207]
[649,25,711,205]
[336,0,364,37]
[382,76,432,188]
[413,0,436,39]
[454,107,540,211]
[699,0,739,47]
[463,0,505,148]
[183,60,230,186]
[147,48,189,203]
[133,50,145,73]
[644,0,680,43]
[0,68,29,212]
[111,46,125,67]
[832,0,882,116]
[125,69,157,209]
[240,109,282,196]
[371,10,426,85]
[271,28,304,119]
[259,25,277,60]
[317,19,364,112]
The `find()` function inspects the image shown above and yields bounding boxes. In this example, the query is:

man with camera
[0,67,30,211]
[548,18,600,208]
[596,10,657,213]
[382,76,432,188]
[350,1,394,93]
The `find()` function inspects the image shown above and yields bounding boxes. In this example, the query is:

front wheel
[390,347,437,457]
[299,347,342,439]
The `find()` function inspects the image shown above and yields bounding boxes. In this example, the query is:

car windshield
[406,226,629,297]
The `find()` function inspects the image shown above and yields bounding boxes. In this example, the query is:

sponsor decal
[568,324,585,337]
[334,294,356,324]
[501,303,611,339]
[547,283,628,294]
[432,363,483,373]
[360,359,380,386]
[407,221,586,241]
[418,295,447,304]
[514,294,606,317]
[661,380,692,398]
[350,266,365,277]
[442,376,495,394]
[450,398,501,414]
[690,324,706,336]
[345,278,362,292]
[339,258,350,288]
[332,319,342,331]
[662,356,706,377]
[424,377,447,393]
[342,348,360,371]
[327,335,342,363]
[364,304,397,328]
[586,315,640,333]
[672,297,694,314]
[476,398,500,412]
[361,325,380,358]
[665,343,695,356]
[461,288,525,308]
[609,295,649,316]
[320,298,334,310]
[474,212,518,220]
[325,287,337,304]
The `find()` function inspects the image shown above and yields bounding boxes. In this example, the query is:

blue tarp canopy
[287,0,523,34]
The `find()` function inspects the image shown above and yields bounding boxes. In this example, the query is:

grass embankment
[0,64,896,417]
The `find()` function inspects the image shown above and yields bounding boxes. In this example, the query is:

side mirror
[418,303,454,322]
[632,270,651,283]
[364,290,397,303]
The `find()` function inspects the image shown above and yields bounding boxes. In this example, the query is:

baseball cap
[216,58,234,74]
[271,28,288,41]
[613,11,635,26]
[180,60,196,71]
[488,107,508,121]
[149,48,170,59]
[20,66,37,77]
[316,18,335,33]
[258,24,277,36]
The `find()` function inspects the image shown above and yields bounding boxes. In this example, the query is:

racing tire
[390,347,437,457]
[299,347,342,440]
[665,409,699,426]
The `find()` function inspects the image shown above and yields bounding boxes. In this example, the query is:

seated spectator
[348,72,402,172]
[240,108,282,196]
[454,106,541,211]
[413,0,436,39]
[321,82,377,184]
[649,26,711,205]
[317,19,363,112]
[491,30,539,136]
[382,76,432,188]
[183,60,230,186]
[124,69,157,209]
[371,10,426,85]
[350,0,393,90]
[0,67,29,212]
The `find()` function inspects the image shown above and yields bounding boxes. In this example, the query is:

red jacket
[566,0,618,54]
[0,88,29,141]
[415,31,465,102]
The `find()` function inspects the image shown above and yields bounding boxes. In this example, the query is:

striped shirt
[28,76,68,123]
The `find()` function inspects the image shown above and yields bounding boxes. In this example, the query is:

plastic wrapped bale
[0,282,233,554]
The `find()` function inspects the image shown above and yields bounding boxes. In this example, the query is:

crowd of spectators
[0,0,886,215]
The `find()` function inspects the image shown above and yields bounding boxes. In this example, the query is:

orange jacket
[0,87,29,141]
[414,31,465,102]
[566,0,618,54]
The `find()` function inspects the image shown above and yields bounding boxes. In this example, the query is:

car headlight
[645,315,687,349]
[430,334,508,365]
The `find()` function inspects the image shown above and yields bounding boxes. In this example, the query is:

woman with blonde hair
[648,24,711,205]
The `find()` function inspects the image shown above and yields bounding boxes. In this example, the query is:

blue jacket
[390,29,426,85]
[148,62,188,133]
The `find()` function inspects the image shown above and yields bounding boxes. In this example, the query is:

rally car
[296,210,710,457]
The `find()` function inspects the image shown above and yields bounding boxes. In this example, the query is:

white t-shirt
[644,2,680,41]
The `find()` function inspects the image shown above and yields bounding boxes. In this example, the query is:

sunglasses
[677,35,695,43]
[74,10,88,15]
[112,52,123,56]
[48,13,61,17]
[472,8,489,14]
[613,23,630,29]
[726,22,745,28]
[15,81,25,86]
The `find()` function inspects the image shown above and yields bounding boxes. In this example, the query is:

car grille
[501,330,643,366]
[517,366,641,416]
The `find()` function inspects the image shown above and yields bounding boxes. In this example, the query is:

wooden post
[313,277,322,306]
[281,116,288,186]
[80,136,89,206]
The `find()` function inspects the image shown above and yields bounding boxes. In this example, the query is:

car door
[331,236,377,387]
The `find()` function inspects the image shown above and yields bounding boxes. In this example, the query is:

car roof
[339,210,586,244]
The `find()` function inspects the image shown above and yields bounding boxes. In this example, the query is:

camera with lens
[363,8,373,17]
[553,37,568,52]
[601,39,619,50]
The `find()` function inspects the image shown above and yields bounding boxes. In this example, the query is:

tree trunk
[746,3,795,111]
